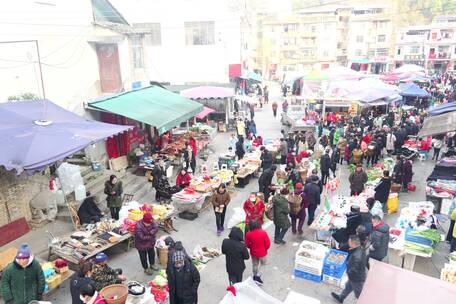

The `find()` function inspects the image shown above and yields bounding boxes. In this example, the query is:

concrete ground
[7,83,451,303]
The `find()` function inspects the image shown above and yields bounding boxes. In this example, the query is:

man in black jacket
[368,215,390,262]
[320,149,331,185]
[70,262,93,304]
[221,227,250,285]
[167,249,200,304]
[331,235,367,303]
[304,175,321,226]
[260,147,273,170]
[258,165,277,202]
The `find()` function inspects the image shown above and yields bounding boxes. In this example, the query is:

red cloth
[189,138,198,156]
[245,228,271,258]
[420,140,430,151]
[296,151,309,163]
[363,135,372,145]
[252,137,263,147]
[243,199,265,226]
[176,173,191,188]
[287,153,296,167]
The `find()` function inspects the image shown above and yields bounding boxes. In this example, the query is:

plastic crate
[322,273,347,288]
[293,269,322,282]
[323,249,348,278]
[294,261,323,276]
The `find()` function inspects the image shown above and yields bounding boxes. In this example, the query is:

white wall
[111,0,243,84]
[0,0,132,115]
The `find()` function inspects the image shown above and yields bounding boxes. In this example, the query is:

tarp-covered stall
[358,260,456,304]
[418,111,456,137]
[0,99,131,174]
[89,86,203,134]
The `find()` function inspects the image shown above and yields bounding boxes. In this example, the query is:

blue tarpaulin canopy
[428,102,456,116]
[0,99,131,174]
[399,83,431,98]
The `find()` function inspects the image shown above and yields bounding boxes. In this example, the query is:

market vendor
[175,169,191,190]
[243,193,265,233]
[91,253,126,291]
[332,206,362,250]
[152,159,166,201]
[104,175,123,221]
[252,135,263,148]
[184,144,196,173]
[77,194,103,225]
[258,165,277,202]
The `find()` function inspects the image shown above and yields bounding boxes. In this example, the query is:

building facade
[0,0,152,115]
[257,5,395,78]
[394,16,456,73]
[110,0,254,85]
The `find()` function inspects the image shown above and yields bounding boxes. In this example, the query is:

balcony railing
[428,52,451,59]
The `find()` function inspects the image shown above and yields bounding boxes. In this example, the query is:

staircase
[56,166,152,220]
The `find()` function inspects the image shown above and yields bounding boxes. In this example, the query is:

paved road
[48,83,451,303]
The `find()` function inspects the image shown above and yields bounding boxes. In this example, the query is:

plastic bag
[387,194,398,214]
[219,277,282,304]
[227,207,246,228]
[56,163,83,195]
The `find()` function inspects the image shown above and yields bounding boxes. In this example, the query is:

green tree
[431,0,456,16]
[7,93,40,101]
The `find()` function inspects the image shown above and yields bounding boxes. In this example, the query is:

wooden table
[50,232,133,266]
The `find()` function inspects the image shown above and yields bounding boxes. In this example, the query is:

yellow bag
[387,193,399,214]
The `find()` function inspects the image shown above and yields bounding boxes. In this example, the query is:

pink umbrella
[180,86,235,99]
[195,107,215,119]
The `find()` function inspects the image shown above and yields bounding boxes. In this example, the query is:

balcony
[404,54,425,60]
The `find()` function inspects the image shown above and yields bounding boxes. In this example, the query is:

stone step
[80,165,92,177]
[66,158,88,165]
[82,170,104,185]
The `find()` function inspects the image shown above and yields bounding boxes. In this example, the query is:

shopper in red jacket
[245,221,270,285]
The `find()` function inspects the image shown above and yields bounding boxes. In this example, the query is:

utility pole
[0,40,46,99]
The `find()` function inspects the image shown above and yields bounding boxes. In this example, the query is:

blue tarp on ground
[0,99,131,174]
[428,102,456,116]
[399,83,431,98]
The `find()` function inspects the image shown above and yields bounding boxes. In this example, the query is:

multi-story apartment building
[394,15,456,73]
[258,4,395,79]
[347,5,393,74]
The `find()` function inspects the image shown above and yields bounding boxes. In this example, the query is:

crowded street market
[3,2,456,304]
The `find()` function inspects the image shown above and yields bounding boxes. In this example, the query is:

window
[356,35,364,43]
[377,35,386,42]
[185,21,215,45]
[131,36,144,69]
[137,23,161,46]
[376,48,389,56]
[397,47,401,55]
[311,25,316,33]
[284,23,298,32]
[323,50,329,57]
[410,46,420,54]
[355,49,362,56]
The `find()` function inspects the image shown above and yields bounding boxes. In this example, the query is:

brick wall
[0,168,49,226]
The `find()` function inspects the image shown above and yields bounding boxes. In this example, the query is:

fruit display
[441,263,456,285]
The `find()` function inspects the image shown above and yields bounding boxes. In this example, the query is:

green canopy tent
[89,86,203,134]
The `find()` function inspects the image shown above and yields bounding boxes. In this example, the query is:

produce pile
[326,252,347,264]
[149,270,169,303]
[404,229,441,255]
[295,241,329,276]
[441,263,456,285]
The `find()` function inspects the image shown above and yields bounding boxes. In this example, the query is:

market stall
[120,201,177,234]
[172,169,234,213]
[388,201,442,270]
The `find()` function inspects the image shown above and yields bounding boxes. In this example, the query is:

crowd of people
[5,76,456,304]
